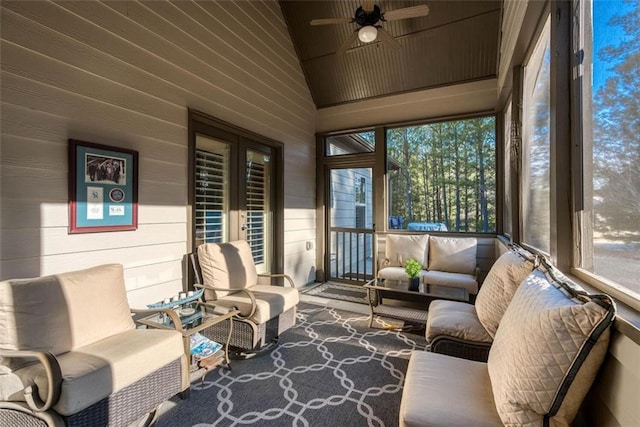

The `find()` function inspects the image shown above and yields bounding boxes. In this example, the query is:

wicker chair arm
[0,349,62,412]
[257,273,295,288]
[194,283,257,318]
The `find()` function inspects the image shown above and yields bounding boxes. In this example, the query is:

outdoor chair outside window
[190,240,299,358]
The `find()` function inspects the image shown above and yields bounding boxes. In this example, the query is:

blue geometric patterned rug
[156,302,427,427]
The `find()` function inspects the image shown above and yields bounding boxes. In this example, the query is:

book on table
[189,332,222,359]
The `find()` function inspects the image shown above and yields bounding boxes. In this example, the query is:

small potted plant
[405,258,422,291]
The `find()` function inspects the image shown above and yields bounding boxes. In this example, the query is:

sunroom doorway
[188,110,284,276]
[327,167,375,284]
[321,130,378,285]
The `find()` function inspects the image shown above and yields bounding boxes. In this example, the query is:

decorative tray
[146,288,204,309]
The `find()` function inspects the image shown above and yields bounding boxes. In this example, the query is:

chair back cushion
[475,246,536,337]
[384,233,429,268]
[487,264,615,426]
[428,236,477,274]
[0,264,135,358]
[197,240,258,298]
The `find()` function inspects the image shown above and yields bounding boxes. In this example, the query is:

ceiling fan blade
[310,17,353,26]
[377,27,401,49]
[383,5,430,21]
[336,31,359,57]
[362,0,376,12]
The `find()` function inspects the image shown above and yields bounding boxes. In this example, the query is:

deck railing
[328,227,374,283]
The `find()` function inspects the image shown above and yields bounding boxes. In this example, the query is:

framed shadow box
[68,139,138,233]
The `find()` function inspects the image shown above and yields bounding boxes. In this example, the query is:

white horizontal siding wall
[0,0,316,306]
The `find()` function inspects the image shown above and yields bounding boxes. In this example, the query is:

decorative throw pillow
[384,233,429,268]
[428,236,477,274]
[475,246,536,338]
[487,264,615,427]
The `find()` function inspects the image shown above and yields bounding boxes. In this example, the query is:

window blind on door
[195,147,228,245]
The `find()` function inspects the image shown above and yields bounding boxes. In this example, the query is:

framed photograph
[68,139,138,233]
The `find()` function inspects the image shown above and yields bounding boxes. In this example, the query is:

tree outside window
[386,116,496,232]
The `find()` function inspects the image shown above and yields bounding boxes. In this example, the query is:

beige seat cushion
[198,241,258,298]
[0,264,135,363]
[423,270,478,294]
[400,351,502,427]
[428,236,477,274]
[488,268,615,426]
[378,267,428,281]
[475,247,535,338]
[8,329,184,416]
[426,300,492,344]
[384,234,429,268]
[209,285,299,324]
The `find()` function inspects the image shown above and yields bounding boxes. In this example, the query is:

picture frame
[68,139,138,233]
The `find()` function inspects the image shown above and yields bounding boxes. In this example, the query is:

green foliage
[404,258,422,279]
[387,117,496,232]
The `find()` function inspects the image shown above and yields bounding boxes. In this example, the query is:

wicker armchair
[0,264,188,427]
[425,245,537,362]
[190,240,299,358]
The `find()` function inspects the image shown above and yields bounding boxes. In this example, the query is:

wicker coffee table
[364,278,469,327]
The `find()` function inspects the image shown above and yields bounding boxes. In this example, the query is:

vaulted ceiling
[279,1,502,109]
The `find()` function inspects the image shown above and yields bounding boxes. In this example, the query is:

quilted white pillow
[384,234,429,268]
[487,267,615,427]
[475,247,536,338]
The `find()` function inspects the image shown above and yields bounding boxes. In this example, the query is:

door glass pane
[246,149,272,274]
[328,168,374,282]
[195,135,230,246]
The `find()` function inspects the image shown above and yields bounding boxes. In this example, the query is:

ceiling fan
[310,1,430,56]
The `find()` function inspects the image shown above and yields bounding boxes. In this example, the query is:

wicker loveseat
[375,233,481,296]
[0,264,189,426]
[400,259,616,426]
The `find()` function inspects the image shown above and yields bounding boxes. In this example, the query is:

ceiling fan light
[358,25,378,43]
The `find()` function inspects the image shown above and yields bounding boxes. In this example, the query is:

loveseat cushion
[378,266,428,281]
[475,247,536,337]
[209,285,299,324]
[7,329,184,416]
[425,300,492,344]
[487,266,615,426]
[400,351,502,427]
[198,240,258,298]
[384,234,429,268]
[423,270,478,295]
[428,236,477,274]
[0,264,135,361]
